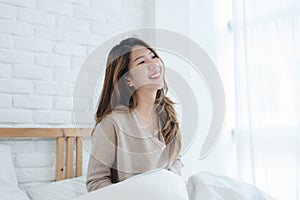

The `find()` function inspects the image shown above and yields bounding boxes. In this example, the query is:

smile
[149,71,161,79]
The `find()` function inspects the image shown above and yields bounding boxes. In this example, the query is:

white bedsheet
[187,172,277,200]
[26,176,87,200]
[0,188,30,200]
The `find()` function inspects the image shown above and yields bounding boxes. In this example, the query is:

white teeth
[150,72,160,79]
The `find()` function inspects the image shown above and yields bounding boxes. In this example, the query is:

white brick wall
[0,0,36,8]
[0,94,11,107]
[15,153,55,167]
[12,65,53,80]
[37,0,73,16]
[14,38,53,52]
[0,3,17,20]
[0,110,32,123]
[0,19,33,36]
[34,26,70,42]
[18,8,56,26]
[13,95,53,109]
[0,0,154,187]
[0,63,11,77]
[0,79,34,94]
[0,34,13,49]
[0,49,33,64]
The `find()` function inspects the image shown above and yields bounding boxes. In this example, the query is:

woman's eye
[152,55,157,59]
[138,61,145,65]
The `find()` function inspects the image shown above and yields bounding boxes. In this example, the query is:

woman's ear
[126,76,134,88]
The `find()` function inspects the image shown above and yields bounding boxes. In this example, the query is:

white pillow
[75,169,189,200]
[0,144,30,200]
[26,176,87,200]
[0,145,18,188]
[187,172,277,200]
[0,188,31,200]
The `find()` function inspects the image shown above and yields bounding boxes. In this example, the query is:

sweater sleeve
[166,155,184,176]
[86,116,117,192]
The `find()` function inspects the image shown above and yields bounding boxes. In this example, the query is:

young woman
[86,37,183,192]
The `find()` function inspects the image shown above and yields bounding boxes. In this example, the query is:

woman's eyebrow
[133,51,153,63]
[133,55,144,63]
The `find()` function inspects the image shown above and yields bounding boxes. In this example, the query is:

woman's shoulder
[93,106,134,138]
[97,105,132,125]
[113,104,130,112]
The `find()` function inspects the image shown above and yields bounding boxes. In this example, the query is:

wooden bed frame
[0,128,92,181]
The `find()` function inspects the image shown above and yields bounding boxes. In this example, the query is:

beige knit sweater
[86,106,183,192]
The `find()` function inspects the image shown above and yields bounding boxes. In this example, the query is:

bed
[0,128,277,200]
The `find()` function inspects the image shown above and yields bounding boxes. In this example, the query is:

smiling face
[127,45,164,92]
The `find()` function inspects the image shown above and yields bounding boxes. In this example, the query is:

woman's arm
[167,156,184,176]
[86,116,117,192]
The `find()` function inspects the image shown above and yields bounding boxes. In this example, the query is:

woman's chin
[151,82,164,90]
[137,83,164,92]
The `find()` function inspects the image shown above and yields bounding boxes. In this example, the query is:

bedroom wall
[0,0,155,189]
[188,0,237,178]
[155,0,238,180]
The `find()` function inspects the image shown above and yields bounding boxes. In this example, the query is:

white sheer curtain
[232,0,300,199]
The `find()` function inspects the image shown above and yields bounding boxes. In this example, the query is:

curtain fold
[232,0,300,199]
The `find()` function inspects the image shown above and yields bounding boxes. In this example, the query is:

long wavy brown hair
[95,37,181,160]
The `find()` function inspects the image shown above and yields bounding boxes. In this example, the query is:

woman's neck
[135,89,157,115]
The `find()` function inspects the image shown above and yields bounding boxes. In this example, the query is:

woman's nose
[147,62,159,71]
[145,58,159,69]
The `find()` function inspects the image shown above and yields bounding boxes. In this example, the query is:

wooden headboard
[0,128,92,181]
